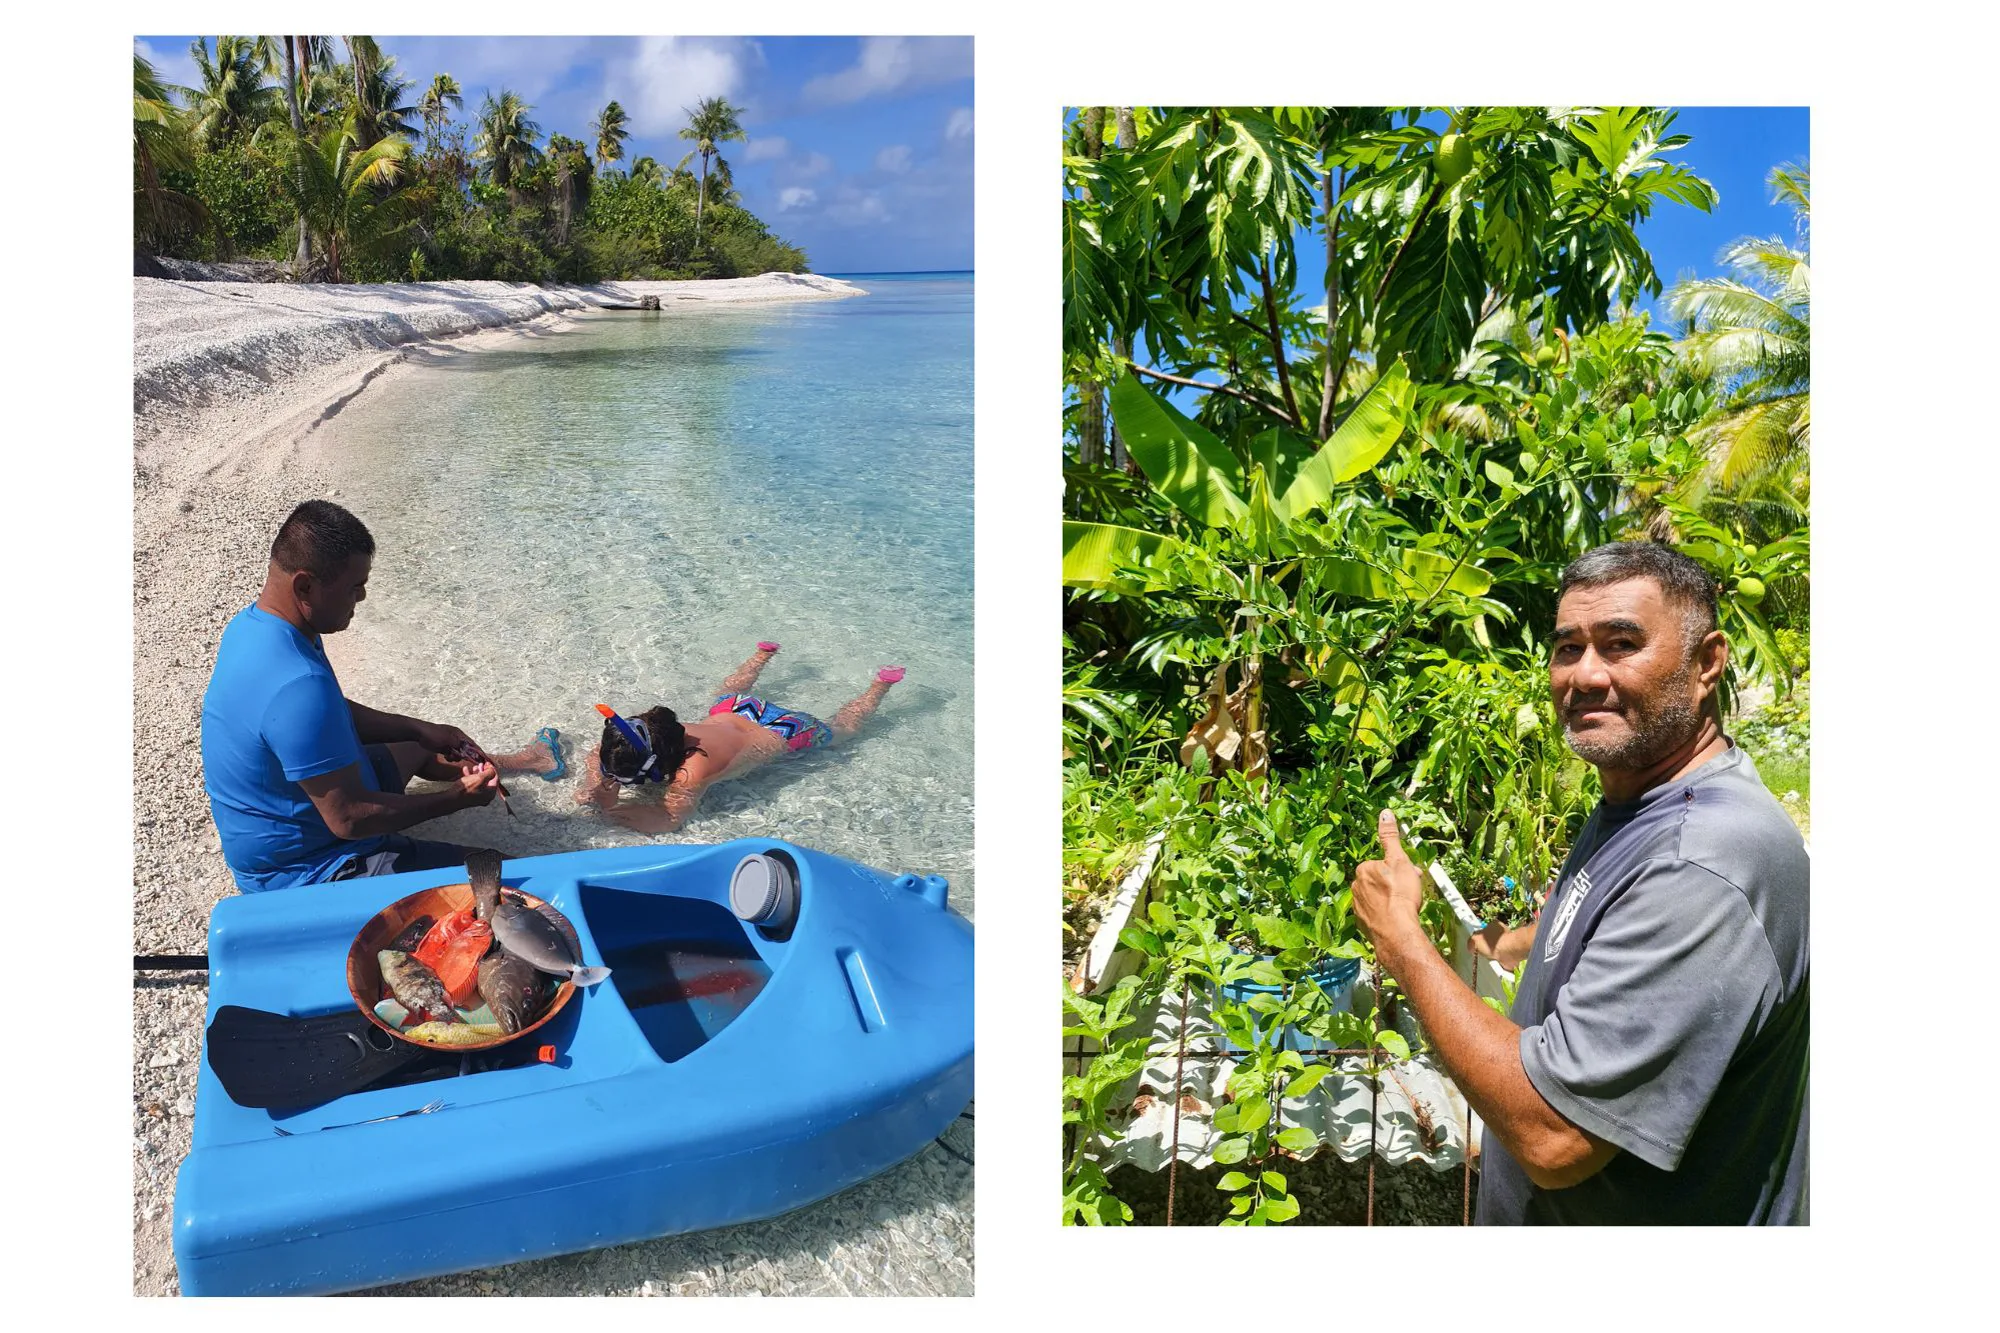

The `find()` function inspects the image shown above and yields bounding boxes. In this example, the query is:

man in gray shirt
[1350,541,1808,1224]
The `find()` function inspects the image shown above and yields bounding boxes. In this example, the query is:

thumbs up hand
[1351,809,1427,951]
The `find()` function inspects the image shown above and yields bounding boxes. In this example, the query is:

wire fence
[1065,976,1475,1226]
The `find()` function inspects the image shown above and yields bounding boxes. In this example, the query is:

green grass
[1757,750,1810,840]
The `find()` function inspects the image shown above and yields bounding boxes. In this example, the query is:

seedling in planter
[1061,973,1162,1226]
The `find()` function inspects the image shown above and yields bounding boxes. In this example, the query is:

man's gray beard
[1561,668,1704,772]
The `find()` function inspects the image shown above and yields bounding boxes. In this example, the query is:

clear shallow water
[318,275,973,915]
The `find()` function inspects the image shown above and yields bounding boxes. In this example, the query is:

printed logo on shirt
[1541,868,1592,961]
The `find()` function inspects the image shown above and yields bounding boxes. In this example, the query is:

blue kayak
[172,838,973,1296]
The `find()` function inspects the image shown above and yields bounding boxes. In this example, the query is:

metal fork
[272,1098,446,1136]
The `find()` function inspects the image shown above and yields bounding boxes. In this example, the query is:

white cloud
[603,36,761,136]
[745,136,790,162]
[796,152,835,178]
[388,35,601,106]
[134,37,198,98]
[778,187,819,212]
[945,107,974,142]
[875,145,913,174]
[824,186,893,227]
[800,37,972,108]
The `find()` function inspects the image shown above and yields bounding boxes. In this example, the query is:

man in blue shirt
[1349,542,1808,1224]
[200,501,507,892]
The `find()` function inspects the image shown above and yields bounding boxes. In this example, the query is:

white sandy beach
[130,272,971,1296]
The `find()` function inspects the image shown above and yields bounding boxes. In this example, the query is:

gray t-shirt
[1475,743,1809,1225]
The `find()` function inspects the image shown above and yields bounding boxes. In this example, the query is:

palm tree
[474,89,542,191]
[547,134,594,245]
[1665,161,1810,505]
[263,118,409,282]
[133,54,207,252]
[677,95,747,248]
[628,155,664,189]
[704,155,739,209]
[343,37,418,151]
[592,100,630,170]
[419,74,462,153]
[185,36,282,146]
[275,37,335,270]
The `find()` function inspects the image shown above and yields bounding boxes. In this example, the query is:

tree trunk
[694,153,709,250]
[1318,165,1340,440]
[1075,109,1107,468]
[348,38,371,147]
[287,38,311,272]
[1111,108,1139,474]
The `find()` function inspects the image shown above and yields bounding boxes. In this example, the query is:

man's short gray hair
[1557,541,1719,656]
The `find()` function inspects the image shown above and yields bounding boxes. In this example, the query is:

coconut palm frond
[347,136,410,194]
[1676,323,1806,387]
[185,36,282,146]
[1768,160,1809,223]
[135,54,210,248]
[593,100,630,169]
[262,120,411,280]
[1716,235,1809,294]
[1666,277,1801,339]
[474,89,542,189]
[1684,393,1807,494]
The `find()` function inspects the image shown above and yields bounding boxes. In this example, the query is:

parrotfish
[404,1021,504,1046]
[378,949,459,1024]
[467,849,611,987]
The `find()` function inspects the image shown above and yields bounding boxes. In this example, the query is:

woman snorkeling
[573,642,902,833]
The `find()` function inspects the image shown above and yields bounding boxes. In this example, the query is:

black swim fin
[202,1005,438,1110]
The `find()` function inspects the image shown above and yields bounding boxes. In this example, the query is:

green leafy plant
[1060,107,1805,1224]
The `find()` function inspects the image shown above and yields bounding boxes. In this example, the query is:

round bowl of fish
[345,881,581,1051]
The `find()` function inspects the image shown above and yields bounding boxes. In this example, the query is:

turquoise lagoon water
[316,274,974,914]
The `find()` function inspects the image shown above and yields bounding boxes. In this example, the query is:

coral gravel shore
[131,274,972,1296]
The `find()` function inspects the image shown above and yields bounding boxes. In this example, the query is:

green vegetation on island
[135,37,810,283]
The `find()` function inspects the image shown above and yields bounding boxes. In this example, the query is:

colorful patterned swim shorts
[711,694,834,752]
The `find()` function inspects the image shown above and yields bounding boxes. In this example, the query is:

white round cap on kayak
[731,852,798,929]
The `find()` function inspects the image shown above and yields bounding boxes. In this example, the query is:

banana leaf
[1062,521,1190,592]
[1317,546,1494,601]
[1277,360,1414,521]
[1108,373,1249,529]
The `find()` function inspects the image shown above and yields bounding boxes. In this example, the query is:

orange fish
[414,909,494,1009]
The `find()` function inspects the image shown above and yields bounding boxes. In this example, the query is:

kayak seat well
[579,883,774,1063]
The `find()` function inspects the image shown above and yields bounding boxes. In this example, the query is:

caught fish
[450,742,516,819]
[388,914,435,954]
[378,949,459,1024]
[413,909,493,1008]
[404,1021,504,1047]
[476,949,548,1034]
[468,851,611,987]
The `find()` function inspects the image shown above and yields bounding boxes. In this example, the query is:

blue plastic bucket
[1213,952,1362,1053]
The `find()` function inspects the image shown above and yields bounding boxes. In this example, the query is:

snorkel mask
[595,704,667,786]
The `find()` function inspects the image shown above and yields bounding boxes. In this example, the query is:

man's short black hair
[1557,541,1719,656]
[270,500,374,581]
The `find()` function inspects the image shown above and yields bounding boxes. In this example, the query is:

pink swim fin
[876,666,905,684]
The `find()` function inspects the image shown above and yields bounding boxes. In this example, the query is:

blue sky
[1629,106,1809,320]
[136,35,973,273]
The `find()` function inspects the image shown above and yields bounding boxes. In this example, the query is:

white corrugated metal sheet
[1066,968,1482,1172]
